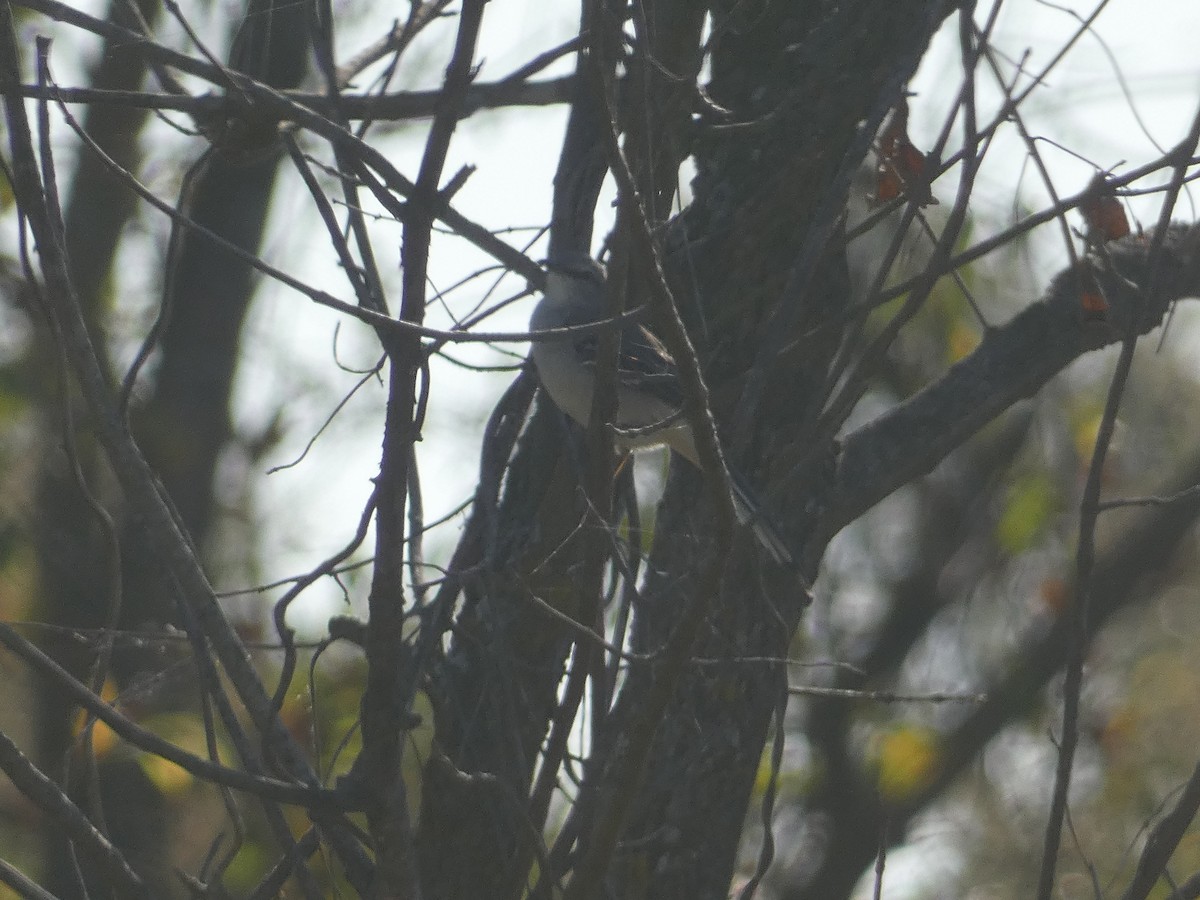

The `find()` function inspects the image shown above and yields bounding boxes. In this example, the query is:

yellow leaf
[72,678,120,759]
[132,712,233,796]
[402,690,436,827]
[137,752,193,795]
[945,318,980,363]
[1071,407,1104,463]
[996,472,1058,554]
[875,726,940,802]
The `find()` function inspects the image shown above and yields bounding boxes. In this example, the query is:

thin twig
[1120,761,1200,900]
[0,857,61,900]
[0,621,348,809]
[0,16,373,884]
[0,728,148,898]
[1036,97,1200,900]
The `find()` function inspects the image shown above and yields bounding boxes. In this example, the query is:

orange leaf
[875,164,903,203]
[1081,175,1130,242]
[874,95,935,206]
[1080,289,1109,316]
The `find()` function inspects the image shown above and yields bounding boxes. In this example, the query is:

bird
[528,250,795,566]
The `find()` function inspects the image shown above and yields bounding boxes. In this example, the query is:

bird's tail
[729,474,795,568]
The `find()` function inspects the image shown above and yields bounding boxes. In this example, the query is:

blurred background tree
[0,1,1199,899]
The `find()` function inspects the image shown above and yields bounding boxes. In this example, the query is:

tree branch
[832,223,1200,529]
[0,7,373,889]
[0,728,147,898]
[9,75,571,120]
[0,622,346,810]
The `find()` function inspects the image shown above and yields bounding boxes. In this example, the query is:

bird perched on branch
[529,250,794,567]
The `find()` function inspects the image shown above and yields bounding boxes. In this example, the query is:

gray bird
[529,251,794,566]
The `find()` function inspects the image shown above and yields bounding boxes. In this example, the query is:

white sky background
[212,0,1200,635]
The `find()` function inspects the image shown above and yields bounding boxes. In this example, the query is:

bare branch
[0,728,148,898]
[0,622,348,810]
[832,223,1200,529]
[0,6,374,887]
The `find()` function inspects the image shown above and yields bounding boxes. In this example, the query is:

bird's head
[544,251,607,305]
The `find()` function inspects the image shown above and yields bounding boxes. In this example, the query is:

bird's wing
[574,323,684,409]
